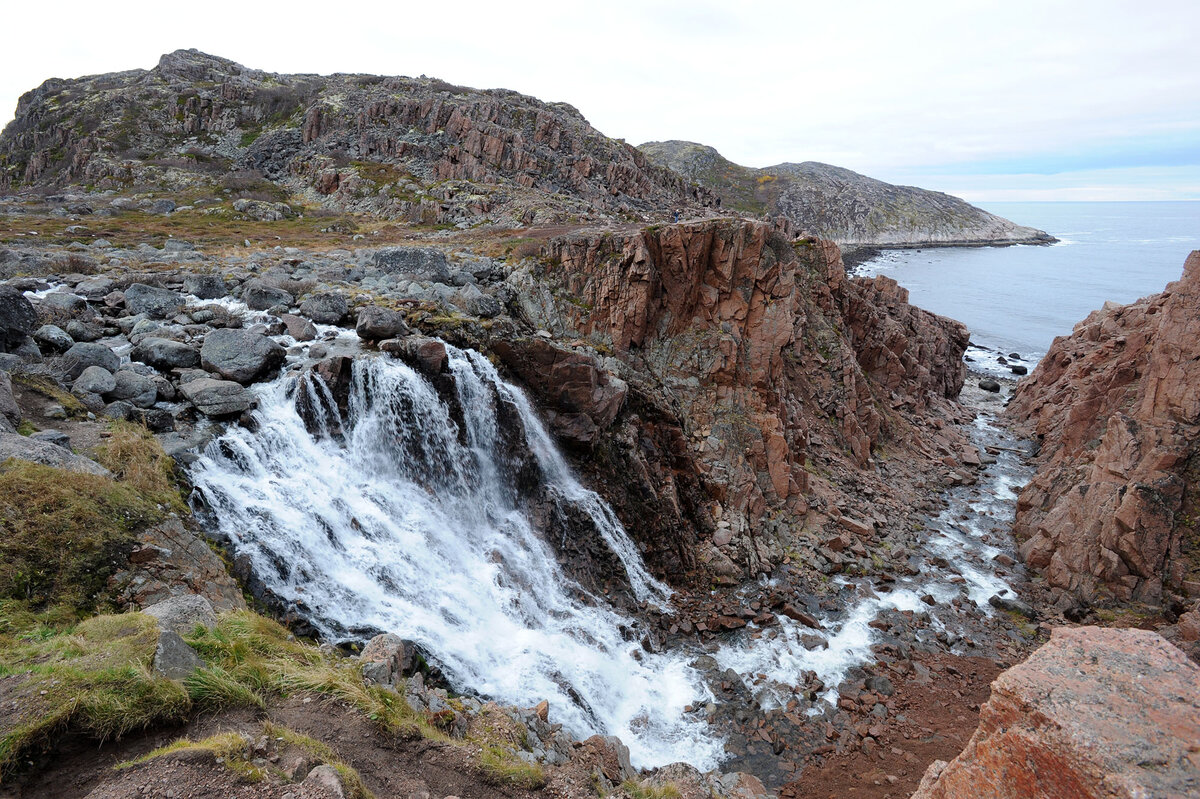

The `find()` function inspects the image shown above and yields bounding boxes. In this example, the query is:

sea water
[855,201,1200,372]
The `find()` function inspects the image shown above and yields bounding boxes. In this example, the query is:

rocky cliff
[1006,251,1200,607]
[911,626,1200,799]
[0,50,714,227]
[506,218,974,582]
[638,140,1053,248]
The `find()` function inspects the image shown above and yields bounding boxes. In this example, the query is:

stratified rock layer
[910,626,1200,799]
[1006,251,1200,604]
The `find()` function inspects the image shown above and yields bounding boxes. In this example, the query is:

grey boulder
[131,337,200,370]
[242,280,293,311]
[124,283,184,319]
[109,370,158,408]
[200,328,285,384]
[356,306,410,341]
[180,377,255,416]
[299,292,347,324]
[0,431,108,475]
[182,273,228,299]
[33,324,73,353]
[152,630,203,680]
[74,365,117,395]
[143,594,218,635]
[0,286,38,352]
[371,247,452,282]
[280,314,318,342]
[59,342,120,380]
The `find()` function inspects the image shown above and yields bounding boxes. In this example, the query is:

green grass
[478,744,547,790]
[10,373,86,417]
[0,422,183,609]
[621,780,682,799]
[0,612,191,775]
[116,731,266,782]
[263,721,374,799]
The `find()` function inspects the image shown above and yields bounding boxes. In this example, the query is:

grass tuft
[478,744,547,790]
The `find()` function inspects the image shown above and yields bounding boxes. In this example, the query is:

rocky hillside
[638,140,1053,249]
[1006,251,1200,610]
[0,50,715,228]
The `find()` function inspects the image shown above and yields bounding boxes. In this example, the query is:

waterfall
[189,346,721,769]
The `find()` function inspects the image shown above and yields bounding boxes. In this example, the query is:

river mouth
[187,345,1037,785]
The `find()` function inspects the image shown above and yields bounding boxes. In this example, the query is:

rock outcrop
[639,140,1053,248]
[1006,251,1200,605]
[510,218,973,580]
[911,626,1200,799]
[0,50,714,226]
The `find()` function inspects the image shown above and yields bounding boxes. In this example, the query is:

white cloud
[1,0,1197,201]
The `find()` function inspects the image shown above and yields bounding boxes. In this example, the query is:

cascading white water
[189,347,721,769]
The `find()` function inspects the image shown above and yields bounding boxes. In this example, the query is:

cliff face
[911,626,1200,799]
[0,50,714,225]
[506,219,972,581]
[1006,251,1200,605]
[638,140,1053,248]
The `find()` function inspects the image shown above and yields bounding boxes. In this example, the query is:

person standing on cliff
[672,210,680,223]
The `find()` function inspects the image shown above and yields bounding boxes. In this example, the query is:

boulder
[182,273,227,299]
[978,378,1001,392]
[124,283,184,319]
[131,337,201,370]
[58,341,119,380]
[0,286,38,352]
[280,314,317,341]
[301,765,346,799]
[0,431,108,475]
[29,429,71,449]
[355,306,409,341]
[242,279,293,311]
[180,377,255,416]
[911,626,1200,799]
[0,371,21,429]
[40,291,88,314]
[33,324,73,353]
[359,633,418,687]
[200,328,285,384]
[108,370,158,408]
[74,276,115,300]
[152,629,203,680]
[453,283,501,318]
[143,594,218,635]
[299,292,347,324]
[370,246,452,282]
[74,365,116,395]
[380,337,447,375]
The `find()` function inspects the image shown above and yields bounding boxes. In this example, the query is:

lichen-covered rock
[143,594,218,635]
[911,626,1200,799]
[0,286,38,352]
[298,292,347,324]
[58,341,119,380]
[1006,250,1200,604]
[123,283,184,319]
[180,377,255,416]
[131,337,201,370]
[355,306,409,341]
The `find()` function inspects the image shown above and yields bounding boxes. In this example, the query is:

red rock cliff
[507,219,973,581]
[1006,251,1200,605]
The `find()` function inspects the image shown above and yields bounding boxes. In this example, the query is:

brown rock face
[910,626,1200,799]
[509,219,970,580]
[1006,251,1200,604]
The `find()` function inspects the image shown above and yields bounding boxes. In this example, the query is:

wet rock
[180,377,255,416]
[978,378,1001,392]
[1009,364,1027,376]
[143,594,218,635]
[281,313,318,341]
[912,626,1200,799]
[74,365,116,395]
[380,336,447,375]
[0,286,38,352]
[131,337,201,370]
[152,629,203,680]
[988,593,1036,620]
[58,341,119,380]
[299,292,347,324]
[355,305,409,341]
[124,283,184,319]
[242,279,294,310]
[200,328,286,383]
[33,324,73,353]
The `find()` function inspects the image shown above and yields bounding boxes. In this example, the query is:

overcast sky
[3,0,1198,201]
